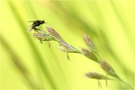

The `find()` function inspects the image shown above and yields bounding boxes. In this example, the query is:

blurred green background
[0,0,135,90]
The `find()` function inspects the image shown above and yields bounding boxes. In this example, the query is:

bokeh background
[0,0,135,90]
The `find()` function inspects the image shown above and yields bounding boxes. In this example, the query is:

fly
[28,20,45,31]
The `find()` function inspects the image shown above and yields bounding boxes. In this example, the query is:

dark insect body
[29,20,45,30]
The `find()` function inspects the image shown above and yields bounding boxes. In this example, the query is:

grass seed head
[47,27,63,42]
[83,33,96,52]
[81,48,98,62]
[85,72,110,80]
[99,60,118,78]
[58,41,80,53]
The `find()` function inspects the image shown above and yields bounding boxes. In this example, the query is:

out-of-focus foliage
[0,0,135,90]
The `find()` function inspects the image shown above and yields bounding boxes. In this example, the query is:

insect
[28,20,45,31]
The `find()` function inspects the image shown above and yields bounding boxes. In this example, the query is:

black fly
[28,20,45,31]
